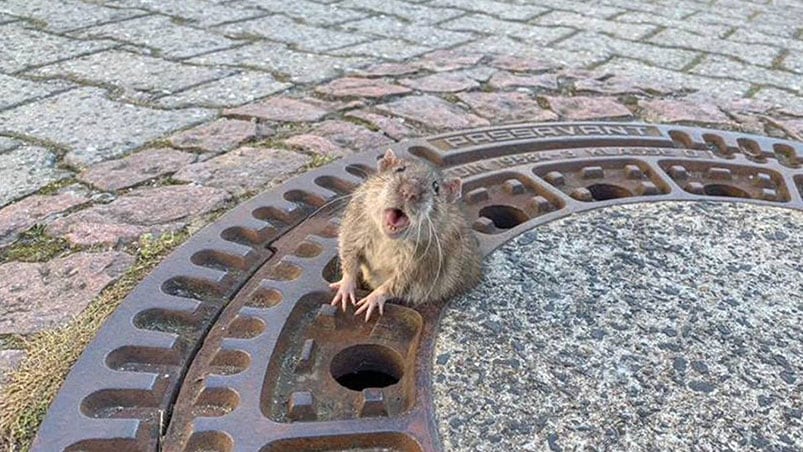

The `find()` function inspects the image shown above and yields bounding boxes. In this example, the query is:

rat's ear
[443,177,463,203]
[377,149,400,172]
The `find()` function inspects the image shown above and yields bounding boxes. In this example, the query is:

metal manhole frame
[31,122,803,451]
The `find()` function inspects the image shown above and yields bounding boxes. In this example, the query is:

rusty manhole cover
[32,122,802,451]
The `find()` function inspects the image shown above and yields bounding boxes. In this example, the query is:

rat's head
[368,149,462,240]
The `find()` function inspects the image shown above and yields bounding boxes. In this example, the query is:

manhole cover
[32,122,802,451]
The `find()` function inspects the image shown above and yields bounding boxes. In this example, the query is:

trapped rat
[330,149,482,321]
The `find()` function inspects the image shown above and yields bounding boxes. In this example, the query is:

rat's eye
[395,166,406,173]
[432,180,440,194]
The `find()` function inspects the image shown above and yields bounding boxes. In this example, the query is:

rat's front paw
[329,277,357,312]
[354,290,387,322]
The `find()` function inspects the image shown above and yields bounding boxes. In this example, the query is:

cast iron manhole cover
[32,122,802,451]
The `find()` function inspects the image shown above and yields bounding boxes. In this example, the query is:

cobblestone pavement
[1,0,802,447]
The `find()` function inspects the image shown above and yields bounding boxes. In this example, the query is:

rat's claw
[330,277,356,312]
[354,293,386,322]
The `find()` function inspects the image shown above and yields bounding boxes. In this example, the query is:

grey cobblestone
[0,13,18,25]
[0,146,70,206]
[751,88,803,113]
[456,36,604,68]
[0,0,144,32]
[219,15,367,52]
[428,0,548,21]
[595,57,751,99]
[0,74,73,111]
[329,39,431,61]
[612,11,731,37]
[340,0,463,24]
[648,28,781,67]
[0,88,213,167]
[690,55,801,94]
[237,0,367,26]
[74,15,239,59]
[30,50,229,98]
[154,71,290,108]
[557,31,700,71]
[108,0,262,27]
[0,137,19,153]
[188,42,370,83]
[342,16,475,49]
[536,10,657,40]
[784,52,803,75]
[442,14,573,45]
[0,23,116,73]
[531,0,622,18]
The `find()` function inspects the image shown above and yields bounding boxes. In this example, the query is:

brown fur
[337,151,482,307]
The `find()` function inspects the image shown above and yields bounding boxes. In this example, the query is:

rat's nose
[400,183,421,202]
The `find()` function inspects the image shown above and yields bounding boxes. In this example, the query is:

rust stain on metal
[32,123,803,451]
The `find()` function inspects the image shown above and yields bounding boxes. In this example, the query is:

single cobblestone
[75,15,239,59]
[224,97,331,122]
[640,99,732,126]
[443,14,573,45]
[169,118,264,154]
[400,72,480,93]
[0,146,71,207]
[0,88,212,167]
[47,185,230,246]
[0,0,143,32]
[0,24,116,73]
[751,88,803,114]
[0,74,73,111]
[488,71,558,90]
[304,120,393,152]
[219,15,367,53]
[487,54,558,72]
[78,148,196,191]
[172,146,310,196]
[188,42,369,83]
[0,251,134,334]
[0,193,89,246]
[345,110,417,140]
[376,95,490,131]
[413,50,484,72]
[315,77,412,99]
[284,134,346,157]
[31,50,229,98]
[351,62,418,77]
[457,92,559,122]
[543,96,633,120]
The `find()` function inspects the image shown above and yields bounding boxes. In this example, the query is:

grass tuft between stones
[0,224,72,264]
[0,231,189,451]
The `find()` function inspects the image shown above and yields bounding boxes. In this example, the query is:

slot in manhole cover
[32,122,803,451]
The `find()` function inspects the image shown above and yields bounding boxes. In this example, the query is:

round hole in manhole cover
[330,344,404,391]
[31,122,803,451]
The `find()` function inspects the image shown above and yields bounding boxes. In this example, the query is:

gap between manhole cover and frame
[31,122,803,451]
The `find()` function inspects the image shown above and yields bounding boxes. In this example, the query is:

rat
[330,149,482,321]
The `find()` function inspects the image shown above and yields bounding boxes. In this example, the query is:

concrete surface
[434,202,803,451]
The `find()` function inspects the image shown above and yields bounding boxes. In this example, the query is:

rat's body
[331,149,482,321]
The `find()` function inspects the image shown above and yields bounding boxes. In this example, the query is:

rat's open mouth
[383,208,410,236]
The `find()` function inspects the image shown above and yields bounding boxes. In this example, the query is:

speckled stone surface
[434,202,803,451]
